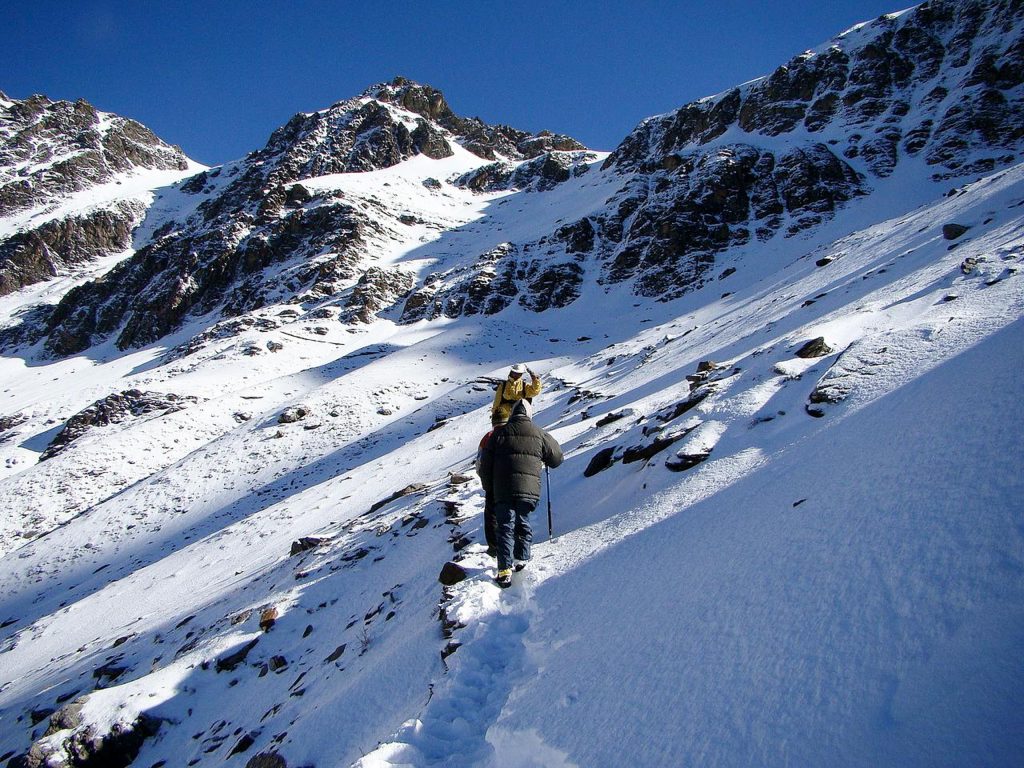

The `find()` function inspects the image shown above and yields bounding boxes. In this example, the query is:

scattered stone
[269,656,288,673]
[278,406,309,424]
[449,472,473,485]
[942,223,970,240]
[794,337,833,358]
[325,644,346,663]
[234,412,252,423]
[423,177,442,190]
[369,483,429,514]
[259,607,279,632]
[815,256,834,267]
[289,537,324,556]
[29,708,55,726]
[960,257,978,274]
[228,732,258,758]
[266,340,284,352]
[583,446,617,477]
[623,430,690,464]
[665,451,711,472]
[44,699,85,737]
[595,411,627,428]
[216,639,259,672]
[438,561,468,586]
[92,663,127,686]
[246,752,288,768]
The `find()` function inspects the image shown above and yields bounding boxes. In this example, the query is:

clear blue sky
[3,0,908,166]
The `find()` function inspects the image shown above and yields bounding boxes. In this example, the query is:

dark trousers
[483,494,497,552]
[495,498,536,571]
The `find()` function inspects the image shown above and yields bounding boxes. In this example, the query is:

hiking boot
[513,562,527,572]
[495,569,513,589]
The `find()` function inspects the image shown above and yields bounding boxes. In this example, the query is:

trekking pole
[546,465,554,539]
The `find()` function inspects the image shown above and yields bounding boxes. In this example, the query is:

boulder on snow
[943,222,970,240]
[666,451,712,472]
[246,751,288,768]
[259,607,279,632]
[438,561,468,586]
[216,638,259,672]
[289,537,325,556]
[369,483,429,514]
[449,472,473,486]
[583,446,617,477]
[795,337,833,358]
[278,406,309,423]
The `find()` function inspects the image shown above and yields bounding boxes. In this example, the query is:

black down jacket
[480,401,564,505]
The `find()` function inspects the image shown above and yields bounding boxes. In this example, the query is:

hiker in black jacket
[479,399,563,587]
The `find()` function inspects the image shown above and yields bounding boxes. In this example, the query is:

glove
[526,366,538,379]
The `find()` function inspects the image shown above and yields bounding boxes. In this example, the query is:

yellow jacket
[491,375,542,426]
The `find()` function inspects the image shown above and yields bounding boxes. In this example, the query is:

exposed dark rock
[0,201,146,297]
[369,483,429,514]
[622,429,691,464]
[289,537,325,556]
[45,700,85,737]
[0,94,189,218]
[943,222,970,239]
[595,411,627,428]
[216,638,259,672]
[795,337,834,358]
[342,266,415,323]
[367,77,586,161]
[666,451,712,471]
[583,446,617,477]
[454,151,595,193]
[245,752,288,768]
[259,607,279,632]
[19,710,163,768]
[438,561,468,586]
[658,391,710,423]
[40,390,197,461]
[278,406,309,424]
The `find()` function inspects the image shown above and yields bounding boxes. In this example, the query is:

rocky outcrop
[595,142,865,299]
[0,200,145,296]
[0,94,190,217]
[606,1,1023,179]
[368,77,586,161]
[584,0,1024,301]
[454,151,597,193]
[40,390,198,460]
[24,79,590,356]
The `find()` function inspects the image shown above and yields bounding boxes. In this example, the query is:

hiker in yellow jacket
[491,364,542,426]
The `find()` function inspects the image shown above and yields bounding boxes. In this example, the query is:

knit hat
[513,399,534,418]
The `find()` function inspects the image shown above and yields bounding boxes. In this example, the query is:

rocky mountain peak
[0,93,191,218]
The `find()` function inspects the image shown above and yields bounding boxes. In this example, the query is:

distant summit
[0,93,198,296]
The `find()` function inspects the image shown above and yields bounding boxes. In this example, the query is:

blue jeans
[495,498,536,571]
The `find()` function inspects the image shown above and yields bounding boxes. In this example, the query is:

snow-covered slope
[0,2,1022,767]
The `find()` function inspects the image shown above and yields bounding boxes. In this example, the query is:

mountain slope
[0,1,1022,767]
[0,92,201,296]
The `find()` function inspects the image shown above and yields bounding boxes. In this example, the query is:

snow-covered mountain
[0,92,202,298]
[1,1,1022,766]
